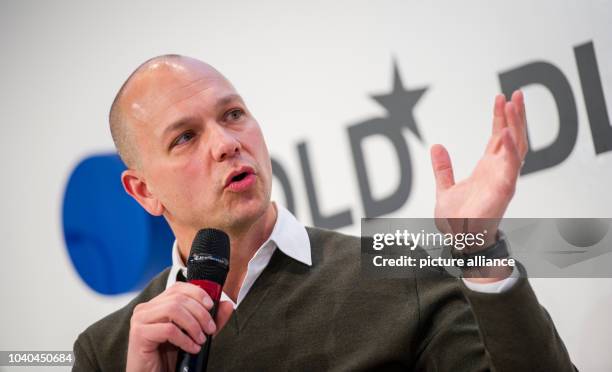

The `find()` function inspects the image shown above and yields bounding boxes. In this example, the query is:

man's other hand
[430,91,528,244]
[126,281,234,372]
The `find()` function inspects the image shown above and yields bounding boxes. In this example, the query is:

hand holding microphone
[126,229,232,372]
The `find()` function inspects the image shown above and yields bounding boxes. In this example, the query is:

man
[73,55,575,371]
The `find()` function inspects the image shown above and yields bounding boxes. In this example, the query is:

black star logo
[371,59,428,142]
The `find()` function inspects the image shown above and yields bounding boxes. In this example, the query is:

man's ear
[121,169,165,216]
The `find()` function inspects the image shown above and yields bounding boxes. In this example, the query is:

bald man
[73,55,575,371]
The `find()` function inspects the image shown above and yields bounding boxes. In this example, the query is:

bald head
[109,54,228,168]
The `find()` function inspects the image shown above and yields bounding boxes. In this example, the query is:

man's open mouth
[224,166,256,190]
[230,172,249,183]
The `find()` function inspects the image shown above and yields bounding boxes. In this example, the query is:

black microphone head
[187,228,230,284]
[190,228,230,258]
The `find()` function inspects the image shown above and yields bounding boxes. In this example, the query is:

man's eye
[226,108,244,121]
[171,131,195,148]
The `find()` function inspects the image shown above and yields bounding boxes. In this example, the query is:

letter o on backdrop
[62,154,173,295]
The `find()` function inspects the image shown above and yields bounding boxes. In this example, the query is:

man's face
[122,58,273,232]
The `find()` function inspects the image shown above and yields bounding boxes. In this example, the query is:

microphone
[176,228,230,372]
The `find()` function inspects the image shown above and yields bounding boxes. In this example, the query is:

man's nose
[210,125,241,162]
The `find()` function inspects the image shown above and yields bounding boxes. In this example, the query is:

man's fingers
[501,128,521,171]
[485,94,507,154]
[138,301,210,345]
[512,89,527,126]
[167,282,214,310]
[140,323,201,354]
[492,94,507,135]
[172,294,216,334]
[213,301,234,336]
[504,101,520,142]
[511,90,529,159]
[430,144,455,192]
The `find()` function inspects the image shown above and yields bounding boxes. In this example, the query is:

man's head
[110,55,273,237]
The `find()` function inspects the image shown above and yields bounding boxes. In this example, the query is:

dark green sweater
[73,227,575,371]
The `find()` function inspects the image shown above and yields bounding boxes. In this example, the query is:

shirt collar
[168,202,311,280]
[267,202,312,266]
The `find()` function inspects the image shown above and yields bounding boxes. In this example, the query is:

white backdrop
[0,0,611,371]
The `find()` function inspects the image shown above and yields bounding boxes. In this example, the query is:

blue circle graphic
[62,154,173,295]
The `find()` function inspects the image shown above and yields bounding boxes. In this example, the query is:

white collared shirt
[165,203,517,308]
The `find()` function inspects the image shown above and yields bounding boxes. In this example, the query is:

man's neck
[222,203,277,302]
[176,202,278,303]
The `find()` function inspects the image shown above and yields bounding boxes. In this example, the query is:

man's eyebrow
[161,116,199,141]
[215,93,243,109]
